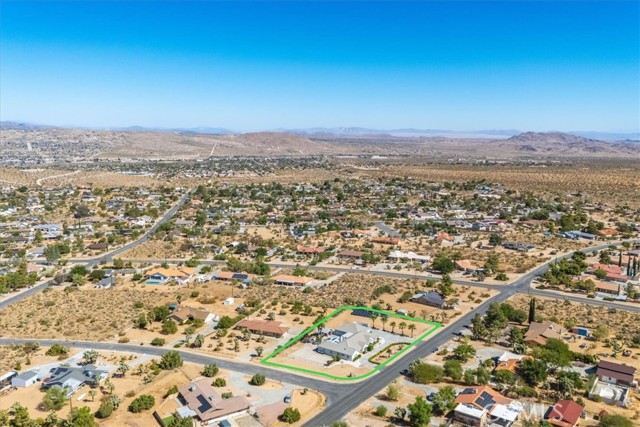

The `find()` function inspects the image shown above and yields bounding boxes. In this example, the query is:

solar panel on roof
[232,273,248,280]
[219,421,232,427]
[477,391,495,409]
[196,394,212,413]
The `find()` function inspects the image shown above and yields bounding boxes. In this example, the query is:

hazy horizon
[2,1,639,132]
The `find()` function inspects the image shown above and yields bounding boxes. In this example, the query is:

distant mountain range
[2,121,638,142]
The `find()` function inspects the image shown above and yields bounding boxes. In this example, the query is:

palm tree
[408,324,416,338]
[390,321,396,334]
[370,314,378,329]
[420,310,428,320]
[381,316,388,332]
[88,389,96,402]
[399,322,407,336]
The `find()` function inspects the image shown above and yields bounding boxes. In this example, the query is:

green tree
[250,373,266,386]
[66,406,97,427]
[432,252,454,274]
[528,298,536,323]
[444,359,463,381]
[407,396,432,427]
[431,386,456,415]
[453,343,476,362]
[44,245,61,264]
[202,364,219,377]
[598,414,633,427]
[166,417,194,427]
[409,362,443,384]
[96,400,114,419]
[161,319,178,335]
[128,395,155,413]
[280,407,301,424]
[374,405,387,417]
[518,358,548,386]
[386,383,400,401]
[159,351,183,370]
[9,403,32,427]
[438,274,455,296]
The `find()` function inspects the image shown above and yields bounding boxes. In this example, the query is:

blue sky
[1,1,639,132]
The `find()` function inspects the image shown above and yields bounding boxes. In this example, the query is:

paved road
[0,192,190,310]
[0,338,347,403]
[374,221,401,238]
[119,258,504,291]
[2,215,638,426]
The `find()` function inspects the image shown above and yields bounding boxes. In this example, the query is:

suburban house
[545,400,584,427]
[337,250,364,260]
[213,271,255,283]
[167,306,217,324]
[42,365,106,396]
[588,360,637,407]
[317,322,375,361]
[272,274,313,286]
[11,370,39,388]
[144,266,195,285]
[596,360,637,387]
[176,379,250,426]
[455,260,481,273]
[453,386,523,427]
[503,242,535,252]
[410,291,447,308]
[371,236,399,245]
[235,318,289,338]
[297,245,324,255]
[524,322,563,347]
[388,250,430,263]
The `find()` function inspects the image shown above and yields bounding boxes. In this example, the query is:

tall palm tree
[390,321,396,334]
[370,314,378,329]
[381,316,388,332]
[408,324,416,338]
[399,322,407,336]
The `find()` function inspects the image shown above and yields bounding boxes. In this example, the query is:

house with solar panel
[176,379,250,426]
[316,322,376,361]
[213,271,255,285]
[453,385,523,427]
[41,365,107,397]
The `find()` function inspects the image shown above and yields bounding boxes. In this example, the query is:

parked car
[284,395,292,403]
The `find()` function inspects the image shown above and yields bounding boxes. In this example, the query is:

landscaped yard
[261,305,440,380]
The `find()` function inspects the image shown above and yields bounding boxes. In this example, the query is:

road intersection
[1,190,638,425]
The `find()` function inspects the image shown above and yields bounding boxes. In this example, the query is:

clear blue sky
[1,1,639,132]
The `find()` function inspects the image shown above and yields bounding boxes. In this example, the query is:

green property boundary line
[260,305,442,381]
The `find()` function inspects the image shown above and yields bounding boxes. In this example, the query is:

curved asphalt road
[1,210,638,426]
[0,192,190,310]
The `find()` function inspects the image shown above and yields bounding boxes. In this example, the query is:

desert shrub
[128,394,155,413]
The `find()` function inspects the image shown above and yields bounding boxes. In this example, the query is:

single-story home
[410,291,447,308]
[213,271,255,283]
[176,379,250,426]
[42,365,106,396]
[235,318,289,338]
[455,260,481,272]
[524,322,563,347]
[144,267,195,285]
[317,322,375,361]
[168,306,217,324]
[272,274,313,286]
[454,386,523,427]
[596,360,637,387]
[388,250,430,263]
[337,250,364,260]
[545,399,584,427]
